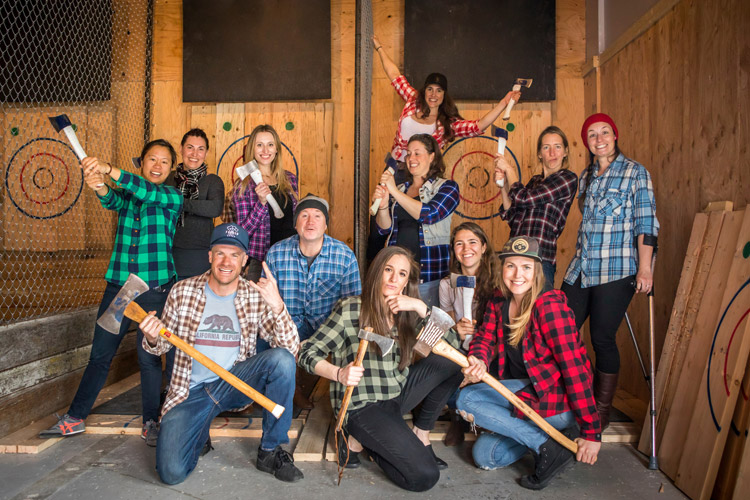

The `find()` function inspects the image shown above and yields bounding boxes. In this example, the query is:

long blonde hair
[238,124,295,205]
[498,259,546,347]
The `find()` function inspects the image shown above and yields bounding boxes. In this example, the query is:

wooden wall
[584,0,750,400]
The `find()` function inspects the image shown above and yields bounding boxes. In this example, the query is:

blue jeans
[457,379,575,470]
[156,348,296,485]
[68,281,174,423]
[418,279,441,309]
[542,261,556,289]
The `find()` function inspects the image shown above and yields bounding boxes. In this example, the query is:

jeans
[156,348,296,485]
[561,275,635,373]
[346,354,463,492]
[542,261,556,289]
[418,279,441,309]
[68,280,175,423]
[457,379,575,470]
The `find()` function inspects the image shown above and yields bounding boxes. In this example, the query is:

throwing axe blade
[96,273,149,334]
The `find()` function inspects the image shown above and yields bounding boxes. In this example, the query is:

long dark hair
[415,89,463,143]
[360,246,421,370]
[578,140,622,212]
[405,134,447,183]
[140,139,176,168]
[448,222,501,327]
[181,128,209,150]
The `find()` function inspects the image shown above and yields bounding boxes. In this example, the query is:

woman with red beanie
[561,113,659,429]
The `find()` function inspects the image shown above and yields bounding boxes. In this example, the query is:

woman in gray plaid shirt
[298,246,463,492]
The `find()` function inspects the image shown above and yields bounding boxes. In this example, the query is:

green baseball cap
[498,236,542,263]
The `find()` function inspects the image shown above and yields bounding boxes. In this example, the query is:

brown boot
[293,383,314,410]
[594,369,619,430]
[444,411,465,447]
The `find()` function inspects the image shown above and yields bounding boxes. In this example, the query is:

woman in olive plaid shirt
[298,246,462,492]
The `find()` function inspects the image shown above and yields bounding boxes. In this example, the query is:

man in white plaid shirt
[140,223,302,484]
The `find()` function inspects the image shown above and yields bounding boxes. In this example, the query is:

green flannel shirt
[298,296,460,418]
[98,171,183,287]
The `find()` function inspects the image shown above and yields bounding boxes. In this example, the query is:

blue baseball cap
[210,223,249,252]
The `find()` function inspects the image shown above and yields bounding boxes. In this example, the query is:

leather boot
[594,369,619,430]
[443,410,465,447]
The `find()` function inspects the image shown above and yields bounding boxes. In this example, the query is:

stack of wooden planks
[638,202,750,499]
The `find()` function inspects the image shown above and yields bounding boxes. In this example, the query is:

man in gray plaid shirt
[140,223,302,484]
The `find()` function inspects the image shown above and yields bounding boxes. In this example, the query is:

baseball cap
[210,223,249,252]
[498,236,542,263]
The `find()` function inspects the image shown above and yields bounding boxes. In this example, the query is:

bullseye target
[216,135,300,187]
[5,137,84,219]
[442,135,522,221]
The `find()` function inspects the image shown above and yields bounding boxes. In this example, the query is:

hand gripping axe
[501,78,533,121]
[235,159,285,219]
[49,113,103,188]
[413,306,578,453]
[96,273,285,418]
[449,273,476,350]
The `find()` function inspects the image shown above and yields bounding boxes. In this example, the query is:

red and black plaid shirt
[498,169,578,265]
[468,289,601,441]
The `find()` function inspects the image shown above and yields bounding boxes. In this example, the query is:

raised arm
[475,90,522,132]
[372,35,400,81]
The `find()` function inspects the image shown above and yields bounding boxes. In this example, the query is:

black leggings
[561,275,635,374]
[346,355,463,492]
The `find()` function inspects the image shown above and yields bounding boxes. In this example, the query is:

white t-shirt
[393,115,437,161]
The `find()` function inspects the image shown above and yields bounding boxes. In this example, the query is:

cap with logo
[210,223,249,253]
[498,236,542,263]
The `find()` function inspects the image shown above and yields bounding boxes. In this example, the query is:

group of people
[36,42,659,493]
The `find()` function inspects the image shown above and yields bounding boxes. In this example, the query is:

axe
[49,114,104,188]
[449,273,476,350]
[414,307,578,454]
[335,327,395,432]
[97,274,285,419]
[369,153,399,216]
[501,78,533,121]
[235,159,285,219]
[493,127,509,188]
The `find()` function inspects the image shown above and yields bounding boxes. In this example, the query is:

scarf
[174,162,207,225]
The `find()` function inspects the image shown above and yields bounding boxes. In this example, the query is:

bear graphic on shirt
[203,314,234,331]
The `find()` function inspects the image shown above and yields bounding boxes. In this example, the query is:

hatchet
[370,153,399,215]
[450,273,476,350]
[49,114,104,188]
[97,273,285,418]
[493,127,509,188]
[414,306,578,454]
[501,78,533,121]
[235,159,285,219]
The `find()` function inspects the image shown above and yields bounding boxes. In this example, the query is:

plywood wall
[587,0,750,400]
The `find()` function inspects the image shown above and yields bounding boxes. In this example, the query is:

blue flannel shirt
[264,234,362,340]
[377,178,459,283]
[564,154,659,288]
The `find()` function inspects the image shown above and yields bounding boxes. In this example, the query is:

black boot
[443,410,465,447]
[519,437,575,490]
[594,369,619,430]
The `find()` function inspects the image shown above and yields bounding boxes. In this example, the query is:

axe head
[48,114,73,132]
[358,328,394,356]
[131,156,141,169]
[414,306,455,357]
[492,126,508,140]
[450,273,476,289]
[96,274,149,334]
[513,78,533,89]
[384,153,398,171]
[235,159,259,181]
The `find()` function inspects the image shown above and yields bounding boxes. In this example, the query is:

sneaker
[39,414,85,438]
[337,434,361,469]
[256,445,304,482]
[518,436,575,490]
[141,419,159,447]
[200,436,214,457]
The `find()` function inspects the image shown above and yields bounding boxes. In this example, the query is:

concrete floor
[0,434,687,500]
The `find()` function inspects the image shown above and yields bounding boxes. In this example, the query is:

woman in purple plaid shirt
[494,126,578,287]
[225,124,298,282]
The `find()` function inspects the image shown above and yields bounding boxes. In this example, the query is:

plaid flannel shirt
[564,154,659,288]
[142,272,299,417]
[377,178,459,283]
[223,171,298,261]
[265,235,362,339]
[298,296,460,419]
[468,290,601,441]
[499,169,578,265]
[98,171,183,287]
[390,75,481,161]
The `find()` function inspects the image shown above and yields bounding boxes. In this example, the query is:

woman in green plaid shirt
[298,246,462,492]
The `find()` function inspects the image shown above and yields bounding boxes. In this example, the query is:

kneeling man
[140,223,302,484]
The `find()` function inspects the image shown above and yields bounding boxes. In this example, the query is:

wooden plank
[675,207,750,500]
[638,212,710,454]
[733,418,750,499]
[706,201,735,213]
[602,422,641,444]
[658,210,744,478]
[613,388,647,424]
[294,378,333,461]
[712,356,750,500]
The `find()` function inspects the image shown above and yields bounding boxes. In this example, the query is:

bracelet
[378,206,388,211]
[336,367,342,383]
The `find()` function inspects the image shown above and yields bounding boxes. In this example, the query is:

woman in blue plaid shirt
[561,113,659,429]
[298,246,463,492]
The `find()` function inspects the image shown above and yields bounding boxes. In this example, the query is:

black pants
[346,355,463,492]
[561,275,635,374]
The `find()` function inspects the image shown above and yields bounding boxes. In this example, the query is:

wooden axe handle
[431,339,578,454]
[335,338,370,431]
[124,302,285,419]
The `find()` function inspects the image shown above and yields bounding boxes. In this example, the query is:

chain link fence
[0,0,153,325]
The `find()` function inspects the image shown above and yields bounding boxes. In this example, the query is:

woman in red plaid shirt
[457,236,601,490]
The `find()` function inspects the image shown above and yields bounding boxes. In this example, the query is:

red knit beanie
[581,113,618,144]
